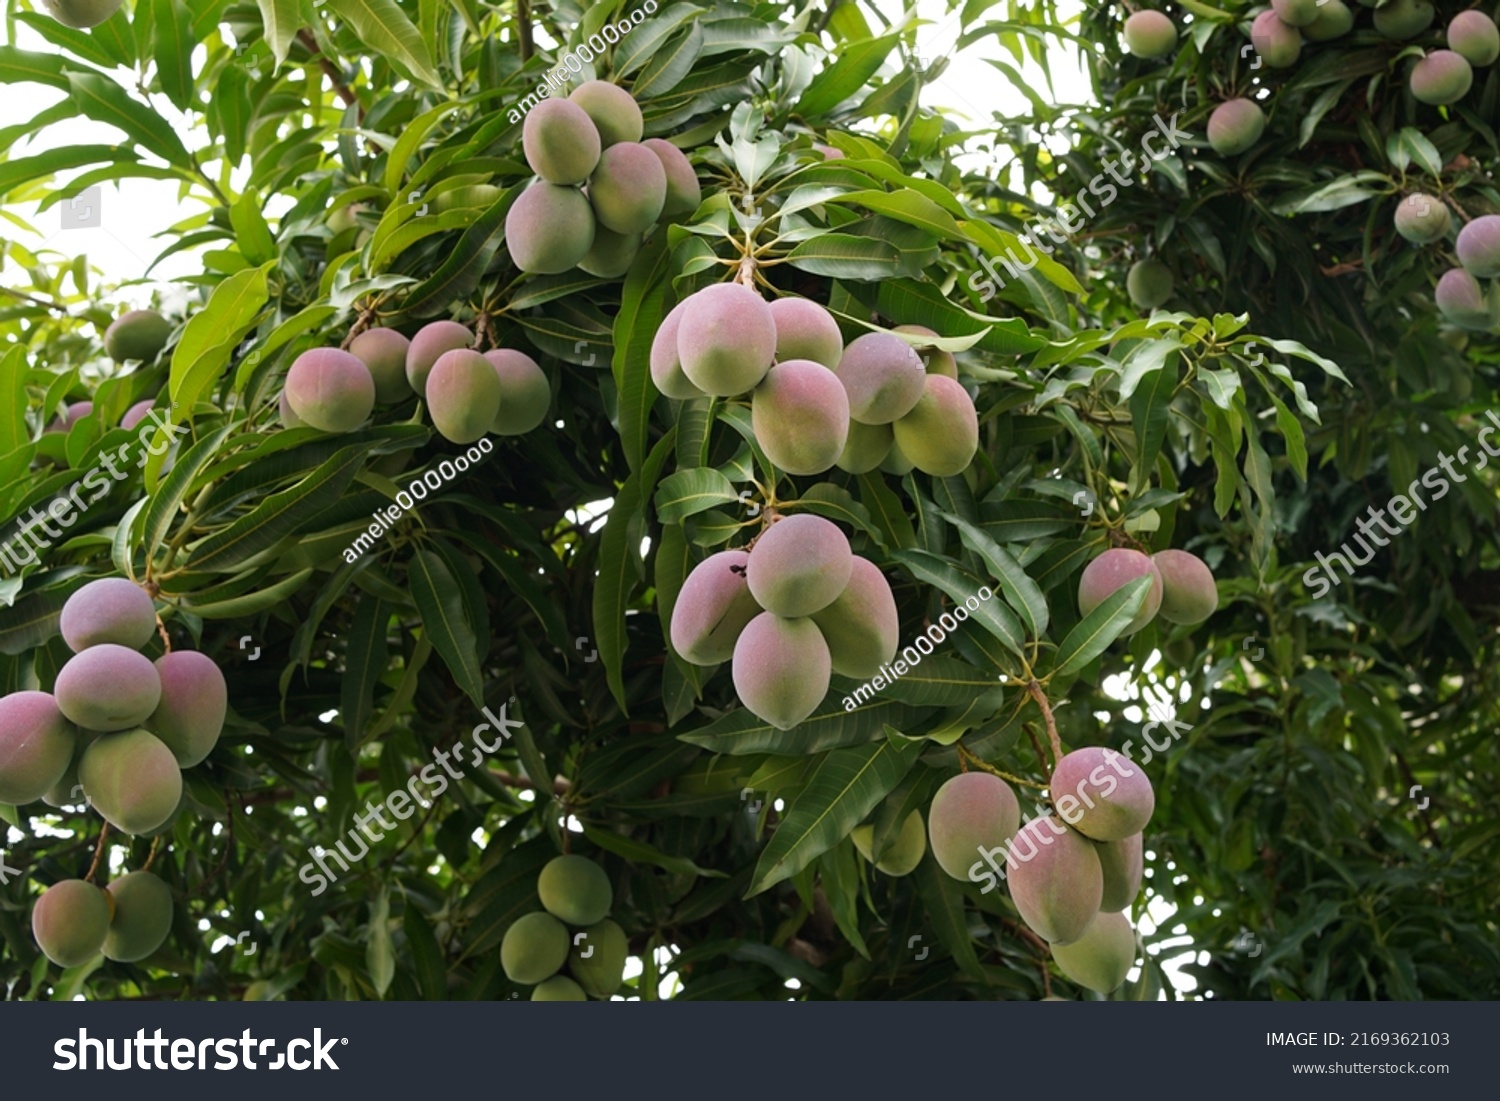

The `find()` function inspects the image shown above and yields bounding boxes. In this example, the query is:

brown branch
[143,835,163,873]
[0,286,70,313]
[1024,724,1051,776]
[1026,681,1062,773]
[84,821,111,883]
[296,29,359,110]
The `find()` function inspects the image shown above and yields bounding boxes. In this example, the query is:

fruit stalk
[1026,680,1063,772]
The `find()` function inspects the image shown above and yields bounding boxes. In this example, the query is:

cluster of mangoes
[1435,215,1500,330]
[669,514,899,730]
[652,285,979,476]
[927,761,1150,993]
[1128,6,1500,158]
[30,870,174,968]
[280,322,550,444]
[0,578,226,839]
[1075,546,1219,634]
[500,855,628,999]
[508,81,700,276]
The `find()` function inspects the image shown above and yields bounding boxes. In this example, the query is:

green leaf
[150,0,194,112]
[326,0,444,90]
[229,189,277,265]
[382,100,465,194]
[366,888,395,998]
[613,233,671,473]
[0,144,139,201]
[256,0,302,68]
[616,3,706,76]
[408,547,486,708]
[632,21,704,100]
[402,904,447,1000]
[582,824,727,878]
[1128,349,1178,481]
[169,264,271,421]
[828,188,964,240]
[342,591,389,751]
[175,567,315,618]
[785,232,900,279]
[1049,575,1152,679]
[67,71,190,167]
[748,734,923,895]
[893,549,1027,660]
[594,430,677,714]
[654,467,740,523]
[680,694,925,756]
[796,34,900,117]
[915,856,984,979]
[941,512,1048,640]
[878,655,999,708]
[0,348,29,455]
[187,447,364,572]
[398,190,509,317]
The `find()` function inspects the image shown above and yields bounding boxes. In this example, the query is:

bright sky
[3,1,1213,999]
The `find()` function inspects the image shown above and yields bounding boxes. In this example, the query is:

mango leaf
[169,263,272,421]
[748,734,924,895]
[150,0,194,112]
[67,72,189,167]
[255,0,302,68]
[1048,575,1153,679]
[582,824,727,878]
[366,888,395,997]
[892,549,1027,660]
[342,591,389,751]
[941,512,1048,640]
[326,0,444,90]
[408,547,485,708]
[680,694,926,756]
[878,654,999,708]
[796,34,900,117]
[654,467,739,523]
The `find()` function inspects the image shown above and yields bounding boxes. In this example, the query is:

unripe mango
[532,975,588,1000]
[1394,193,1451,244]
[731,613,832,730]
[103,309,171,363]
[670,549,761,666]
[501,911,570,984]
[1006,819,1104,944]
[0,691,77,805]
[505,181,596,275]
[1410,50,1473,105]
[348,328,413,404]
[1250,11,1302,67]
[1151,549,1218,625]
[523,99,602,185]
[32,879,110,967]
[852,810,926,876]
[1096,832,1144,912]
[1077,548,1163,634]
[568,81,643,148]
[836,332,926,424]
[79,728,182,835]
[1051,746,1155,842]
[285,348,375,433]
[641,138,701,221]
[752,359,850,476]
[1449,10,1500,66]
[809,556,898,679]
[1271,0,1319,27]
[1457,214,1500,278]
[835,420,893,474]
[1126,259,1173,309]
[1436,268,1498,329]
[60,577,157,653]
[578,225,642,278]
[892,324,958,379]
[538,855,613,927]
[1051,910,1136,992]
[55,645,161,732]
[148,650,227,768]
[1207,98,1265,156]
[1123,11,1177,57]
[1303,0,1354,41]
[650,301,705,400]
[677,284,776,396]
[769,298,844,369]
[103,870,173,962]
[1374,0,1434,39]
[405,321,474,398]
[745,513,853,617]
[928,772,1021,881]
[569,918,628,997]
[588,142,667,235]
[485,349,551,435]
[892,374,979,476]
[426,349,502,444]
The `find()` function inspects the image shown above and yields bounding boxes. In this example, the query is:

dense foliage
[0,0,1495,1001]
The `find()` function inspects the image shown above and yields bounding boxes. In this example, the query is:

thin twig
[296,29,359,110]
[0,286,70,313]
[143,835,163,873]
[1026,681,1062,772]
[956,745,1047,790]
[84,822,112,883]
